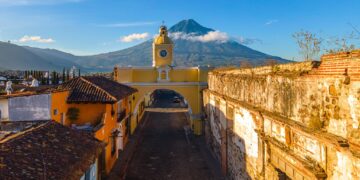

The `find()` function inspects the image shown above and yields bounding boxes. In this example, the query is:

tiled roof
[0,84,56,92]
[0,121,104,180]
[0,85,64,98]
[58,76,137,103]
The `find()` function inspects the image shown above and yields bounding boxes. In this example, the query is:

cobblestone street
[124,112,224,180]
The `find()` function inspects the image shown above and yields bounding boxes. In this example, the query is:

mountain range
[0,19,290,72]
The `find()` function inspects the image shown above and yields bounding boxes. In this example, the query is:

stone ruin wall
[203,50,360,180]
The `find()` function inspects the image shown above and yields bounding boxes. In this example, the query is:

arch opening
[149,89,188,109]
[130,87,202,135]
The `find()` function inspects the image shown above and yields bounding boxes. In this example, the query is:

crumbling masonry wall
[203,50,360,180]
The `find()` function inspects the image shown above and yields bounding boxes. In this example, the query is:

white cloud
[17,35,55,43]
[235,36,262,45]
[265,19,279,26]
[96,22,157,28]
[120,33,149,43]
[169,31,229,43]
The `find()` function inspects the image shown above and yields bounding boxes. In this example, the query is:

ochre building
[203,50,360,179]
[55,76,138,177]
[113,25,209,134]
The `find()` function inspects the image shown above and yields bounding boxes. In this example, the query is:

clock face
[159,50,167,58]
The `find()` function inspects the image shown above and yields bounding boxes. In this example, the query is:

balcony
[72,113,105,136]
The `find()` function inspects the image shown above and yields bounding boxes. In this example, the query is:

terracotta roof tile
[0,121,104,180]
[57,76,137,103]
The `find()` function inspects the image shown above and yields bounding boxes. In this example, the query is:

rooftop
[0,84,63,98]
[0,121,104,180]
[58,76,138,103]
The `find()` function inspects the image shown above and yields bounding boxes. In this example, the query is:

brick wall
[311,50,360,80]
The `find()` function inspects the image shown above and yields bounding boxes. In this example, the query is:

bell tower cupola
[152,25,173,67]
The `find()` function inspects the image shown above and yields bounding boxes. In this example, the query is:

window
[160,70,166,80]
[53,109,58,115]
[157,67,169,81]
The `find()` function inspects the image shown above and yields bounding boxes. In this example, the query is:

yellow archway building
[113,25,209,135]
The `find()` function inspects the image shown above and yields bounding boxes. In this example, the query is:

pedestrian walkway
[123,112,224,180]
[145,107,189,113]
[106,112,151,180]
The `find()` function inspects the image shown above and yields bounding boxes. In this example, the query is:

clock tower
[152,25,173,67]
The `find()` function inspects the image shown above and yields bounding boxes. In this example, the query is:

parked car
[173,96,181,103]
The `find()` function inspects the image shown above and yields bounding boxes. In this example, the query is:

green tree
[46,71,50,85]
[56,73,60,84]
[51,71,56,84]
[62,68,66,83]
[24,70,28,79]
[40,72,46,85]
[66,69,70,81]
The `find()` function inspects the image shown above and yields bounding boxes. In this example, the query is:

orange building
[54,76,138,176]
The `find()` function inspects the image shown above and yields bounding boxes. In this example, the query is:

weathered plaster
[203,51,360,180]
[8,94,51,121]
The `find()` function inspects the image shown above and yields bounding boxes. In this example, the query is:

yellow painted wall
[65,103,117,174]
[103,104,118,174]
[67,103,106,125]
[115,67,209,83]
[130,92,145,134]
[51,90,69,124]
[117,68,133,82]
[169,69,199,82]
[132,69,157,82]
[153,44,173,67]
[50,91,118,174]
[126,92,146,135]
[199,69,210,82]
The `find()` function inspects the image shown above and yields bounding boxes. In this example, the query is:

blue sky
[0,0,359,60]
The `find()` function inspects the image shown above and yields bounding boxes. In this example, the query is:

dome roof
[153,25,173,45]
[154,35,173,44]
